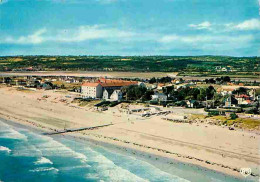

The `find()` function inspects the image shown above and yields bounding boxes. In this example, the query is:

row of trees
[121,85,218,103]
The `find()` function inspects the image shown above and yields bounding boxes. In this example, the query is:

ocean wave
[0,122,28,141]
[83,150,148,182]
[59,165,91,171]
[30,135,90,164]
[74,152,88,163]
[29,167,59,173]
[34,157,53,165]
[0,146,11,153]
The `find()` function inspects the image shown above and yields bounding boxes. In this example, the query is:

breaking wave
[0,146,11,153]
[34,157,53,165]
[29,167,59,173]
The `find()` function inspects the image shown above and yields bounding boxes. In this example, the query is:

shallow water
[0,119,252,182]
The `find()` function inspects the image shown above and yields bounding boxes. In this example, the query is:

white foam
[30,167,59,173]
[31,135,89,164]
[34,157,53,165]
[0,146,11,153]
[84,149,148,182]
[74,152,88,163]
[0,121,28,141]
[60,165,91,171]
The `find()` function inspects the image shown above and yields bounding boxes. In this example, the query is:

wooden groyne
[43,123,114,135]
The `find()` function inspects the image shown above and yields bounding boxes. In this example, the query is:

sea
[0,119,253,182]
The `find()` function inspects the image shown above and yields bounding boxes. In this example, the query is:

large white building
[81,82,103,98]
[81,78,138,100]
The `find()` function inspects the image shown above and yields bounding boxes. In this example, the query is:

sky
[0,0,259,56]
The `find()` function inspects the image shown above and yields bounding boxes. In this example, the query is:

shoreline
[0,117,247,182]
[0,86,259,181]
[0,113,257,181]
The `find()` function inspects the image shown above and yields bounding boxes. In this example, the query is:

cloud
[0,25,135,44]
[53,25,135,42]
[225,19,260,31]
[232,19,260,30]
[3,28,47,44]
[159,34,254,50]
[188,21,211,30]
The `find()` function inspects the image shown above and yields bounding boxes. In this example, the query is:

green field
[0,56,259,77]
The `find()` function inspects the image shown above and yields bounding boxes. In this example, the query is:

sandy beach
[0,85,259,180]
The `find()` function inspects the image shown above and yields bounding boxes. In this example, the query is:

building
[224,96,238,108]
[216,88,234,96]
[81,78,137,99]
[102,88,114,100]
[81,82,103,98]
[186,100,198,108]
[138,82,146,88]
[235,94,251,105]
[110,90,123,101]
[151,93,167,101]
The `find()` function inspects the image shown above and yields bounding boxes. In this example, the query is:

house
[138,82,146,88]
[235,94,251,105]
[41,82,53,90]
[217,88,234,96]
[224,96,238,108]
[157,83,165,90]
[151,93,167,101]
[110,90,123,101]
[186,100,198,108]
[248,89,256,100]
[81,82,103,98]
[221,67,227,72]
[102,88,114,100]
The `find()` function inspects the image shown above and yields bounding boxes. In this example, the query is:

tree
[222,76,231,82]
[158,76,172,83]
[163,86,174,95]
[149,77,156,84]
[122,85,147,100]
[230,113,238,120]
[142,90,154,101]
[206,86,215,100]
[232,87,248,95]
[197,88,206,101]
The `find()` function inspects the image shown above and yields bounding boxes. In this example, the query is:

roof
[82,82,100,87]
[153,93,167,96]
[82,79,138,87]
[112,90,122,94]
[235,94,250,98]
[103,88,114,96]
[100,80,137,87]
[189,100,197,103]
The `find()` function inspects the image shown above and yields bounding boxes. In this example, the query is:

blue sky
[0,0,259,56]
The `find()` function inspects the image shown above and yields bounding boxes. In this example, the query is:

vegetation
[0,56,259,77]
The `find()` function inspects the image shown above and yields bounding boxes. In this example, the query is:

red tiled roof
[82,82,100,87]
[235,94,250,98]
[98,78,137,87]
[100,82,137,87]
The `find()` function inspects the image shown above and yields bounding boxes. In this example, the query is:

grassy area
[188,114,207,120]
[72,99,100,107]
[210,115,260,130]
